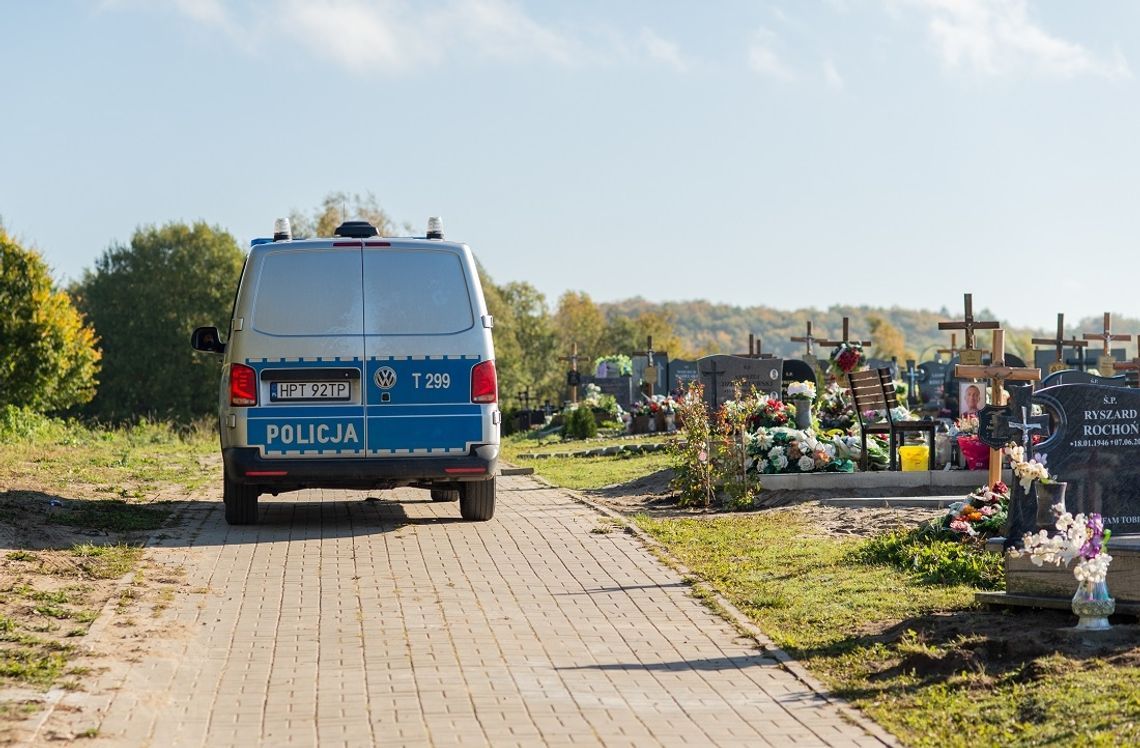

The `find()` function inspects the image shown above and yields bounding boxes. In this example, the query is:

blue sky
[2,1,1139,328]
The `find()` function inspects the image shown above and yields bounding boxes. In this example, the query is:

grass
[502,431,675,490]
[636,511,1140,747]
[0,408,219,695]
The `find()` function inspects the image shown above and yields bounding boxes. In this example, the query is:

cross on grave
[1008,405,1046,452]
[701,360,728,410]
[791,321,819,357]
[816,318,872,354]
[936,333,958,362]
[1032,313,1087,374]
[1082,312,1131,376]
[518,388,532,410]
[939,293,999,366]
[639,336,658,397]
[955,328,1041,487]
[1110,350,1140,386]
[904,359,920,408]
[559,342,585,403]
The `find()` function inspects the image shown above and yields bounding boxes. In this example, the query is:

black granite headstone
[667,359,701,394]
[698,355,783,410]
[866,358,899,381]
[782,359,816,385]
[917,361,950,415]
[1040,370,1128,388]
[578,375,633,410]
[1006,383,1140,542]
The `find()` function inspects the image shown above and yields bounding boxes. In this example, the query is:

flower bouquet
[745,428,855,475]
[942,482,1009,541]
[745,394,793,430]
[829,341,866,377]
[1012,503,1114,629]
[817,382,856,432]
[787,380,816,401]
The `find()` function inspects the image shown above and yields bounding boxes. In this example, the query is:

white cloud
[637,28,688,73]
[823,58,844,89]
[103,0,693,74]
[748,28,795,81]
[912,0,1131,80]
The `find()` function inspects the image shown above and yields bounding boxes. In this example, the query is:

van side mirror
[191,326,225,354]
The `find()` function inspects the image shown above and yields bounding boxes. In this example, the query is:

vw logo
[373,366,397,390]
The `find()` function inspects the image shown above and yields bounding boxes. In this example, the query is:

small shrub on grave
[853,527,1004,589]
[669,382,715,508]
[715,383,759,510]
[562,404,598,440]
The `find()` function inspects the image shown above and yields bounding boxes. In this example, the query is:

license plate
[270,381,351,402]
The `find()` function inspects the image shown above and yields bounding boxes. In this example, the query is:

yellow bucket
[899,445,929,472]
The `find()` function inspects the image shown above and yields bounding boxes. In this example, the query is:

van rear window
[252,249,364,336]
[363,250,473,335]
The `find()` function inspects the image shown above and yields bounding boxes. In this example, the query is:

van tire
[459,478,495,521]
[223,475,260,525]
[431,488,460,502]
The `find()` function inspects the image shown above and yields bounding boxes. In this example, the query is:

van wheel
[223,475,260,525]
[459,478,495,521]
[431,488,460,502]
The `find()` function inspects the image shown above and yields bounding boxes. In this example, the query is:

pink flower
[949,520,971,534]
[980,505,997,517]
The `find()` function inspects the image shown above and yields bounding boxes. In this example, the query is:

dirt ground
[584,468,948,537]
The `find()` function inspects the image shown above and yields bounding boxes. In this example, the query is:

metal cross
[1008,406,1044,452]
[905,359,920,408]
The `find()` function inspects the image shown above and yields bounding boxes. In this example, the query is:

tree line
[6,193,1132,423]
[0,193,689,423]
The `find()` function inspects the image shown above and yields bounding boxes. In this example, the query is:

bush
[0,229,100,413]
[563,405,597,440]
[853,527,1004,589]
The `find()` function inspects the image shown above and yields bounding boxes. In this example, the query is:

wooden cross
[936,333,959,362]
[639,335,658,397]
[559,342,584,403]
[955,328,1041,487]
[939,293,999,366]
[1111,349,1140,385]
[816,317,871,349]
[791,321,819,356]
[518,388,532,410]
[1032,313,1086,374]
[1083,312,1130,376]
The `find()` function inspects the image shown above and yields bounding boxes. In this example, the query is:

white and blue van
[192,218,500,524]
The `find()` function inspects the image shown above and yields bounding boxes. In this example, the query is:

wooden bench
[847,368,936,471]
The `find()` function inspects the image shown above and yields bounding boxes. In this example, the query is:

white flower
[797,455,815,472]
[772,454,789,470]
[756,458,768,472]
[788,380,816,400]
[768,446,784,458]
[755,431,774,449]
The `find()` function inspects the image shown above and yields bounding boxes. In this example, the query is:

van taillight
[471,360,497,404]
[230,363,257,406]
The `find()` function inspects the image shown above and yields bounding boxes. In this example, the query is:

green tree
[74,222,245,422]
[554,291,605,365]
[477,266,526,409]
[500,281,560,402]
[288,191,409,238]
[0,229,100,412]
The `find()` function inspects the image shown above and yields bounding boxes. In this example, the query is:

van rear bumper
[222,447,497,491]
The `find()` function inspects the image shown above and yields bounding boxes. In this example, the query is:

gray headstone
[697,355,784,410]
[632,353,669,395]
[1006,383,1140,541]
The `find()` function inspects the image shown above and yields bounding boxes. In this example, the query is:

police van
[191,217,500,525]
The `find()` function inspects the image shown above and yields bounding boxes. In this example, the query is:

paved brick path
[27,476,892,747]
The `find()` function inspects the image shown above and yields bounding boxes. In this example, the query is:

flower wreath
[829,341,866,375]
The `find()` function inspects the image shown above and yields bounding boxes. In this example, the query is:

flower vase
[794,399,812,430]
[1034,481,1068,531]
[632,415,649,434]
[654,412,667,432]
[1072,579,1115,631]
[663,412,676,432]
[957,436,990,471]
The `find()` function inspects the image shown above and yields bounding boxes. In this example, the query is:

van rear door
[362,243,485,455]
[242,241,367,458]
